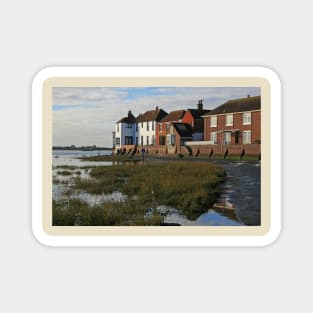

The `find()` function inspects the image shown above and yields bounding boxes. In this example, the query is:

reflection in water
[193,209,242,226]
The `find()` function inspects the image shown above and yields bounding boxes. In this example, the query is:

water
[53,149,113,167]
[52,151,260,226]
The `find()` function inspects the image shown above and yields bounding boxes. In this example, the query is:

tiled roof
[172,122,193,138]
[116,112,136,123]
[136,107,168,122]
[160,110,185,122]
[203,96,261,116]
[187,109,210,119]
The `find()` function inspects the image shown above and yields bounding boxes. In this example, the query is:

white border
[32,67,281,247]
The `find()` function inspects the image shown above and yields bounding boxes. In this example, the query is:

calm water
[52,150,260,226]
[53,149,112,167]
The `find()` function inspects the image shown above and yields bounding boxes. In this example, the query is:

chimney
[197,99,203,110]
[156,106,159,110]
[128,110,132,117]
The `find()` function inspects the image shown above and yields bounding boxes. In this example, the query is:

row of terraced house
[113,95,261,158]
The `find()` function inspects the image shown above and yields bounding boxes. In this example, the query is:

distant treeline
[53,146,112,151]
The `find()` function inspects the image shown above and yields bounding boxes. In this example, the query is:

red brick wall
[204,110,261,144]
[181,111,194,126]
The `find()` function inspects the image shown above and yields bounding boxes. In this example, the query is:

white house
[136,106,167,146]
[114,111,136,148]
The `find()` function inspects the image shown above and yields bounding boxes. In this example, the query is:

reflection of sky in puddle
[193,210,242,226]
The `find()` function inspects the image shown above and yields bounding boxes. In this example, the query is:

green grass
[53,161,225,225]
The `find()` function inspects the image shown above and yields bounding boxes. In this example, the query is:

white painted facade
[135,120,156,146]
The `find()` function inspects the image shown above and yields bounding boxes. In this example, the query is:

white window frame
[243,112,251,125]
[210,132,217,144]
[224,131,231,144]
[226,114,233,126]
[210,115,217,127]
[243,130,251,144]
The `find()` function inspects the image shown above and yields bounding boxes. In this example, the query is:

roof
[203,96,261,116]
[136,107,168,122]
[116,112,136,123]
[160,110,185,122]
[172,122,193,138]
[187,109,211,119]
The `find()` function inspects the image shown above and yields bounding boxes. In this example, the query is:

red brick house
[203,96,261,145]
[182,100,210,140]
[156,109,185,145]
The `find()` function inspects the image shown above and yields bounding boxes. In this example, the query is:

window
[125,136,133,145]
[152,121,154,131]
[141,136,143,146]
[166,123,170,132]
[243,112,251,125]
[136,123,138,131]
[126,123,132,128]
[152,135,155,145]
[117,123,119,132]
[136,137,138,145]
[146,136,149,146]
[226,114,233,126]
[224,132,231,144]
[116,137,120,145]
[147,122,149,131]
[170,134,175,145]
[211,116,217,127]
[210,132,217,144]
[141,122,143,128]
[159,123,162,131]
[243,131,251,144]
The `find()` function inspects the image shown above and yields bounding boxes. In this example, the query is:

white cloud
[53,87,260,147]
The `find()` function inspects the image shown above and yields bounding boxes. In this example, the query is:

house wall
[181,111,194,126]
[204,110,261,144]
[136,121,156,146]
[115,122,136,147]
[156,122,167,145]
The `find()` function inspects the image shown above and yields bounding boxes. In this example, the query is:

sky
[53,87,261,147]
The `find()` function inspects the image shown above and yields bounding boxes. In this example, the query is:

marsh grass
[53,198,162,226]
[53,161,225,225]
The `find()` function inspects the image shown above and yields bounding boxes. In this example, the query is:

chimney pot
[197,99,203,110]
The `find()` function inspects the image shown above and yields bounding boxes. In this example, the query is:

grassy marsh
[53,161,225,225]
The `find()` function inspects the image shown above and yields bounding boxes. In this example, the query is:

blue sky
[53,87,261,147]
